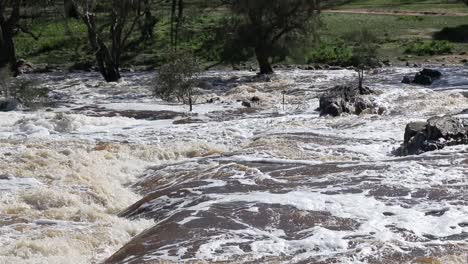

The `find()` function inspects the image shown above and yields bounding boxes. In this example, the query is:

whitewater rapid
[0,66,467,263]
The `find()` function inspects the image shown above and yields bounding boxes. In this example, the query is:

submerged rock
[401,116,468,155]
[319,85,375,117]
[241,101,251,108]
[0,98,20,112]
[402,68,442,86]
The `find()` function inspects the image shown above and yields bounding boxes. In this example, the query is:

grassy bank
[335,0,468,13]
[13,1,468,68]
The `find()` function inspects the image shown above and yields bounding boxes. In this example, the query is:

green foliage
[404,40,454,56]
[207,0,319,71]
[307,28,379,67]
[307,40,353,65]
[153,52,201,110]
[349,29,380,68]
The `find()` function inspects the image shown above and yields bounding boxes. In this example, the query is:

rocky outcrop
[401,116,468,155]
[402,68,442,86]
[319,85,375,117]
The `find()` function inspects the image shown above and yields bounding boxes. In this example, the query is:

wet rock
[319,85,374,117]
[207,97,220,103]
[413,74,433,86]
[424,208,449,217]
[354,97,373,115]
[401,116,468,155]
[241,101,251,108]
[401,76,413,84]
[250,96,260,103]
[402,69,442,86]
[173,118,205,125]
[378,106,387,115]
[17,59,34,74]
[404,121,427,144]
[0,98,20,112]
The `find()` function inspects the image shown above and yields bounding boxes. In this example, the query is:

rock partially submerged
[402,68,442,86]
[319,85,375,117]
[401,116,468,155]
[0,98,20,112]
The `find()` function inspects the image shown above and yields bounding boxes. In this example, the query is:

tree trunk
[96,38,121,82]
[358,69,364,89]
[0,23,18,76]
[255,47,273,74]
[64,0,79,19]
[0,2,20,76]
[189,95,192,112]
[82,14,121,82]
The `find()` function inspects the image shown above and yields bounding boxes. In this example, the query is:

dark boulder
[0,98,20,112]
[319,85,375,117]
[251,96,260,103]
[241,101,251,108]
[413,73,434,86]
[401,76,413,84]
[403,68,442,86]
[401,116,468,155]
[354,98,373,115]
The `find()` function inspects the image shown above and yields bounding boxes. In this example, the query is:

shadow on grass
[433,25,468,43]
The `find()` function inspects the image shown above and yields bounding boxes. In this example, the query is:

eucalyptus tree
[214,0,322,74]
[70,0,150,82]
[0,0,51,76]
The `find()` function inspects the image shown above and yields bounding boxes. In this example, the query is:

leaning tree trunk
[255,46,273,74]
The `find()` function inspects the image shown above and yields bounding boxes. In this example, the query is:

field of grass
[335,0,468,13]
[319,13,468,62]
[12,0,468,68]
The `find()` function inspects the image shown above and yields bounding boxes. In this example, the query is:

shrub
[433,25,468,43]
[153,52,201,112]
[307,39,353,66]
[404,40,454,56]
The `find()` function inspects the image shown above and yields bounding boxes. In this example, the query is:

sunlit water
[0,66,467,264]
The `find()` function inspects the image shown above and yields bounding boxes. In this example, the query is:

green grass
[15,20,90,66]
[11,1,468,68]
[404,40,454,55]
[317,13,468,63]
[335,0,468,13]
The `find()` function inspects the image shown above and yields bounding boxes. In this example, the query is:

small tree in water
[349,29,379,89]
[153,53,201,112]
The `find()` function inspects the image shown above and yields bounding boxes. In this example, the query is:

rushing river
[0,66,467,264]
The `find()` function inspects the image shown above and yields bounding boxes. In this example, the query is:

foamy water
[1,66,467,263]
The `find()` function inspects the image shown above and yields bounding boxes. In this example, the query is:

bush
[153,52,201,111]
[307,39,353,66]
[433,25,468,43]
[404,40,454,56]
